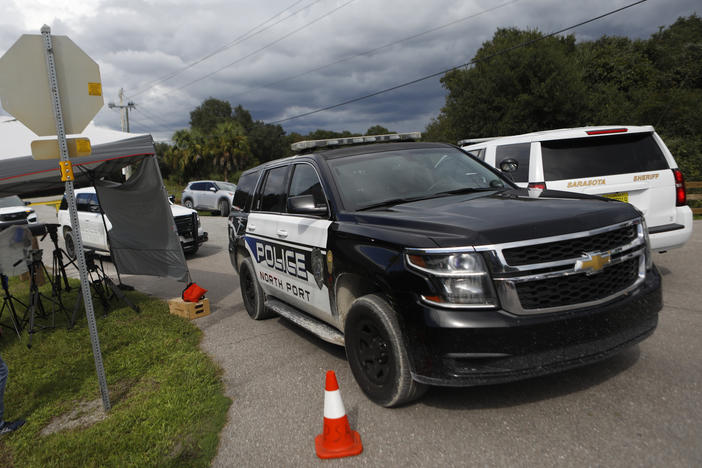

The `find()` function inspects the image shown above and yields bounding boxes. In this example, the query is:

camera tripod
[0,274,26,338]
[42,223,71,296]
[17,248,70,348]
[69,249,140,329]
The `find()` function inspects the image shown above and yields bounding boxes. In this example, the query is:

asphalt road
[36,209,702,467]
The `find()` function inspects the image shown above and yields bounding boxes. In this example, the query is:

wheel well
[335,273,381,327]
[236,245,250,271]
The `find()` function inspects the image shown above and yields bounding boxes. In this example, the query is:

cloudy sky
[0,0,699,141]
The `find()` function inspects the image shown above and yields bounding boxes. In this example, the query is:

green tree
[209,121,252,181]
[432,28,587,142]
[189,98,233,133]
[365,125,392,135]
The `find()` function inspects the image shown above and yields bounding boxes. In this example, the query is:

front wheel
[344,294,427,407]
[219,199,230,217]
[64,228,76,259]
[239,257,274,320]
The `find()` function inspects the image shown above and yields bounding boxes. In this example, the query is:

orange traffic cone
[315,370,363,459]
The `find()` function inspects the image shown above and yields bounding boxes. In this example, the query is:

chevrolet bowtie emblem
[575,251,611,274]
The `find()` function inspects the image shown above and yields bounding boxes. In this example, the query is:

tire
[219,199,230,217]
[64,228,76,259]
[239,257,274,320]
[344,294,427,407]
[182,241,199,256]
[183,198,194,209]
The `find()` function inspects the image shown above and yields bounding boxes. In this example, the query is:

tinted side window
[496,143,530,182]
[88,193,101,213]
[541,133,668,180]
[257,166,289,213]
[190,182,206,191]
[76,193,92,212]
[289,164,326,207]
[233,171,259,212]
[465,148,486,161]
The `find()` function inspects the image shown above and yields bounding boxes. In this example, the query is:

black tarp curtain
[94,156,190,283]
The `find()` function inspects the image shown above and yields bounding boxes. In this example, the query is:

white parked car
[0,195,37,230]
[181,180,236,216]
[57,187,207,257]
[459,126,693,252]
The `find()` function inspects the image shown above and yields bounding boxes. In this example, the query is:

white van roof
[459,125,655,148]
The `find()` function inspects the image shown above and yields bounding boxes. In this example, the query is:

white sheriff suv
[459,126,693,252]
[57,187,207,257]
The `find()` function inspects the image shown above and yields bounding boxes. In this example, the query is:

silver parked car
[181,180,237,216]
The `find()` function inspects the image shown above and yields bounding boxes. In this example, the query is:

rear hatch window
[541,133,667,180]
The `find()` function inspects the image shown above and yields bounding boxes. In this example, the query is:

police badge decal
[311,248,325,289]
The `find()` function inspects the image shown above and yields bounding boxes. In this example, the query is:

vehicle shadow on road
[422,346,641,410]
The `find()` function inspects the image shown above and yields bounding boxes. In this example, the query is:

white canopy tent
[0,116,189,282]
[0,116,156,197]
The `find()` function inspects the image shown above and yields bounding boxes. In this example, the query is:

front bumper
[405,266,662,387]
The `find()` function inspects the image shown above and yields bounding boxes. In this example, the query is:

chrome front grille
[174,214,195,236]
[0,211,29,221]
[503,224,637,266]
[515,256,640,310]
[477,219,648,315]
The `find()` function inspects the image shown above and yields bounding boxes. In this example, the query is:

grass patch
[164,179,185,203]
[0,276,230,467]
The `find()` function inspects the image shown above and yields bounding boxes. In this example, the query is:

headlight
[406,252,497,307]
[640,218,652,270]
[196,213,201,228]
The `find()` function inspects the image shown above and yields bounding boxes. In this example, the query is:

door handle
[277,229,288,238]
[247,225,256,232]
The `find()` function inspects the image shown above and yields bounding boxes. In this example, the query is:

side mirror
[24,201,31,206]
[287,195,327,216]
[168,195,176,203]
[209,187,217,192]
[499,158,519,173]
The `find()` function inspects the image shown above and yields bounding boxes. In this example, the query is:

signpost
[0,26,111,411]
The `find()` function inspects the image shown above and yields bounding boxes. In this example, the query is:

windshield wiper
[357,196,431,211]
[432,187,501,197]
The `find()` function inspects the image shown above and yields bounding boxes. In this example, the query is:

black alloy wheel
[344,294,427,407]
[239,257,273,320]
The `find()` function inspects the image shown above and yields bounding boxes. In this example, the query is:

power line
[131,0,323,97]
[172,0,356,93]
[267,0,649,125]
[231,0,521,101]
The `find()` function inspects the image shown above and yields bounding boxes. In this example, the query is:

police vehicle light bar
[291,132,421,152]
[457,136,497,146]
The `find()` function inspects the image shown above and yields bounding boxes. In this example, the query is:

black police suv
[228,134,662,407]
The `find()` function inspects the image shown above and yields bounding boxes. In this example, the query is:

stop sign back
[0,34,103,136]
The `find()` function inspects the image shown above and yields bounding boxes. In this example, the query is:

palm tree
[210,121,252,181]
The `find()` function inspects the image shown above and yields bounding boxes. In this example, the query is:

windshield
[0,195,24,208]
[327,147,507,211]
[217,182,237,191]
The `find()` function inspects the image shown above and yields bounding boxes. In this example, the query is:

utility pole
[108,88,135,132]
[108,88,136,178]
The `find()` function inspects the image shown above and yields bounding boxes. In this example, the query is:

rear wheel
[219,199,230,217]
[183,199,194,209]
[344,294,427,407]
[239,257,274,320]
